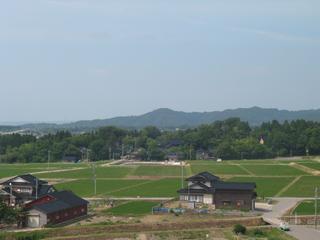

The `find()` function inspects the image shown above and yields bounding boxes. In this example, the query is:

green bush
[15,232,46,240]
[233,224,246,235]
[253,228,264,237]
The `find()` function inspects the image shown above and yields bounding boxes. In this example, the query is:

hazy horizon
[1,0,319,122]
[1,106,320,125]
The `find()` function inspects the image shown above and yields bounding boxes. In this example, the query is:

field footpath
[235,164,255,176]
[290,162,320,176]
[96,179,154,197]
[274,176,302,197]
[30,167,87,175]
[41,217,264,239]
[0,167,87,183]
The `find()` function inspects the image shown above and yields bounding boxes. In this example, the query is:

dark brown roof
[31,191,88,214]
[214,182,256,191]
[186,172,220,182]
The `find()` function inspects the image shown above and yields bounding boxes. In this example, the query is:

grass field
[297,162,320,171]
[292,200,320,215]
[228,177,294,197]
[36,166,133,179]
[2,158,320,198]
[190,164,248,175]
[280,176,320,197]
[104,201,159,216]
[55,178,180,198]
[0,163,87,178]
[241,164,307,176]
[55,179,148,197]
[0,168,42,178]
[131,165,187,177]
[112,178,180,198]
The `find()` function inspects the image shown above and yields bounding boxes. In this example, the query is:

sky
[0,0,319,123]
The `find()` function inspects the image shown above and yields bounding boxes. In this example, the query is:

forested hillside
[2,107,320,134]
[0,118,319,163]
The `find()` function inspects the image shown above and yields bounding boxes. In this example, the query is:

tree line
[0,118,319,163]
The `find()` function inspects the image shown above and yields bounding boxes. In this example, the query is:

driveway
[257,198,320,240]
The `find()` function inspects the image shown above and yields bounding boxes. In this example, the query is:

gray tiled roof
[179,172,256,194]
[2,174,47,186]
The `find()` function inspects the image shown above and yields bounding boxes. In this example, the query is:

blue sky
[0,0,319,122]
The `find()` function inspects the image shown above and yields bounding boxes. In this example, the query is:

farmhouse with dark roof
[25,190,88,228]
[178,172,256,210]
[0,174,56,206]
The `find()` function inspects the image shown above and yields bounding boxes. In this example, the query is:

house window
[236,200,245,206]
[81,208,85,212]
[189,195,203,203]
[65,213,69,217]
[223,201,231,206]
[56,215,60,220]
[180,195,188,201]
[74,211,77,215]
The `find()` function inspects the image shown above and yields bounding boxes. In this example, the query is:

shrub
[253,228,264,237]
[233,224,246,235]
[16,232,45,240]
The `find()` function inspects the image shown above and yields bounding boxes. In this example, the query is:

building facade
[178,172,256,210]
[0,174,55,206]
[26,190,88,228]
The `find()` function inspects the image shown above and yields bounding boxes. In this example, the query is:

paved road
[258,198,320,240]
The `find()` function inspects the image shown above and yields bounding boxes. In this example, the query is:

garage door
[27,215,40,228]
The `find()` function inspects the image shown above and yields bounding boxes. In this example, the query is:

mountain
[2,107,320,133]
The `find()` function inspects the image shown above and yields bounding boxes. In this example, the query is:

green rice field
[280,176,320,197]
[1,158,320,198]
[292,200,320,215]
[228,177,294,197]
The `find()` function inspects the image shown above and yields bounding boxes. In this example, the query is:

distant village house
[0,174,56,206]
[178,172,256,210]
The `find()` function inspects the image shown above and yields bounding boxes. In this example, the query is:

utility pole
[92,164,97,196]
[315,187,318,229]
[35,178,38,200]
[87,149,90,163]
[181,161,184,189]
[9,183,12,206]
[121,144,124,158]
[109,147,111,160]
[47,150,51,170]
